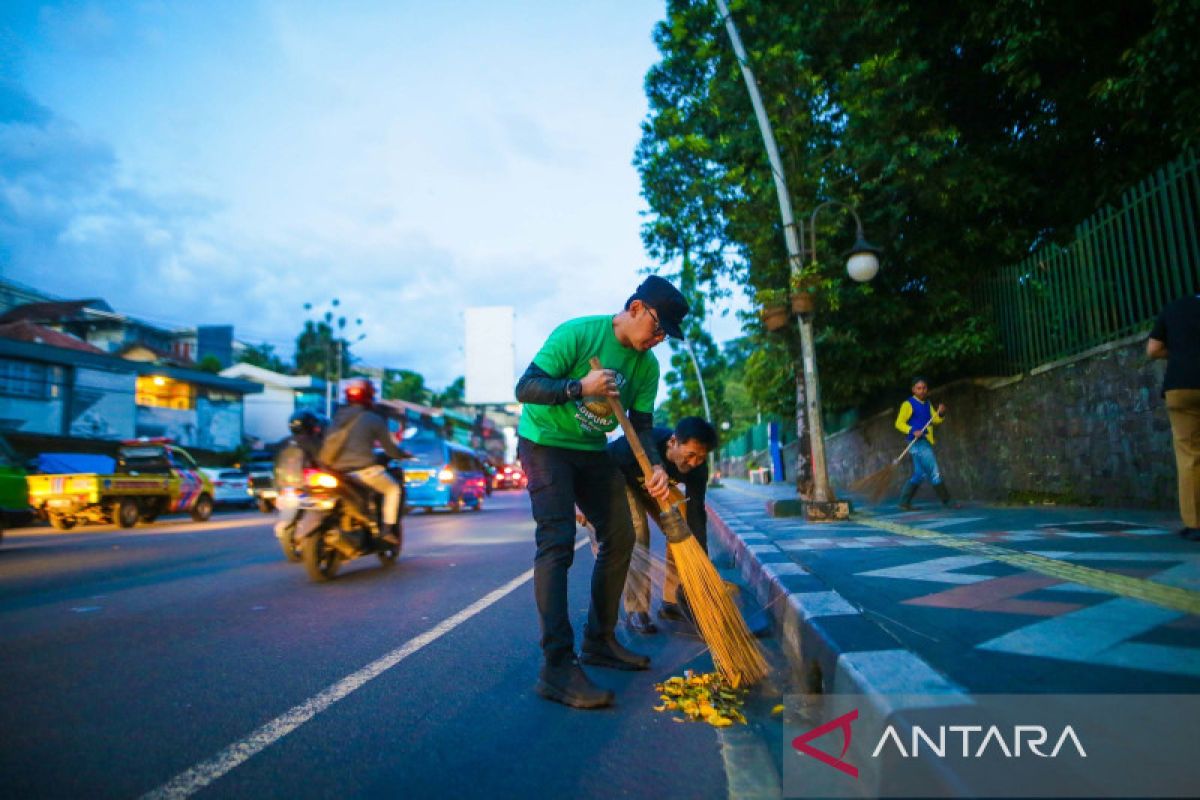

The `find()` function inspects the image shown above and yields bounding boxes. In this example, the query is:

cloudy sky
[0,1,747,393]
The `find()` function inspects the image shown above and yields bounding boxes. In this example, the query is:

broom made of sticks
[590,357,768,687]
[849,418,934,503]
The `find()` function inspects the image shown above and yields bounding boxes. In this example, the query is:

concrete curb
[707,494,971,796]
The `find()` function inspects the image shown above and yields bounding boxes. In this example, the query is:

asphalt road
[0,493,767,800]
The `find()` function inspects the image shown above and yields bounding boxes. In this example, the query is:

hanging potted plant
[789,269,821,315]
[755,288,791,332]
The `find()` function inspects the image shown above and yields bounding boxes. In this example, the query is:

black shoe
[657,601,686,622]
[1179,527,1200,541]
[933,483,961,509]
[535,656,614,709]
[898,482,917,511]
[381,522,401,546]
[580,636,650,671]
[625,611,658,635]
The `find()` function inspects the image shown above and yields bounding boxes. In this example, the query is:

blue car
[402,432,488,513]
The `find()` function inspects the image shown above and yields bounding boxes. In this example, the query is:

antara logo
[792,709,1087,777]
[792,709,860,778]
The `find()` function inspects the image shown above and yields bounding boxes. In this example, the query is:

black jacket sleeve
[684,469,708,542]
[628,411,661,468]
[515,362,571,405]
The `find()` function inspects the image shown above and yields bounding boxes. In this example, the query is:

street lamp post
[792,204,880,519]
[682,338,720,485]
[715,0,880,520]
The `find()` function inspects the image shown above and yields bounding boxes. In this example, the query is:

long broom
[591,358,768,687]
[849,418,933,503]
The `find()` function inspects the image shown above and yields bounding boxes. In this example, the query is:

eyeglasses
[646,306,665,338]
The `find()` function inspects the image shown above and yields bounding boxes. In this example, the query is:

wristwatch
[566,379,583,400]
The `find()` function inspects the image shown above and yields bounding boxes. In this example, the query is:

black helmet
[288,410,325,437]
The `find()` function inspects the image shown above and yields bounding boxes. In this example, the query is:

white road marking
[857,555,995,584]
[977,560,1200,678]
[141,537,588,799]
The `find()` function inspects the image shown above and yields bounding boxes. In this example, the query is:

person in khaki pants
[1148,294,1200,540]
[607,417,716,632]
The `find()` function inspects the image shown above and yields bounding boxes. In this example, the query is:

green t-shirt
[518,315,660,451]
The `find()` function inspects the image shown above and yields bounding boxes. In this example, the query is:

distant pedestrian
[1148,294,1200,540]
[895,377,959,510]
[515,275,688,709]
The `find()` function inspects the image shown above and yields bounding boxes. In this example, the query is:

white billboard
[465,306,516,404]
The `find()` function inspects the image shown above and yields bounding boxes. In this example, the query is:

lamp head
[845,236,881,283]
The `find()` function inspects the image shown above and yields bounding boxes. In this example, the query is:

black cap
[628,275,689,339]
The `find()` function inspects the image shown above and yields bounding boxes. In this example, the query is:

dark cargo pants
[518,436,635,663]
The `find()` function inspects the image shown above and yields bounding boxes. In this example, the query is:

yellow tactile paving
[857,516,1200,616]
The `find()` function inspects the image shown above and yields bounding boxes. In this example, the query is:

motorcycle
[291,459,405,582]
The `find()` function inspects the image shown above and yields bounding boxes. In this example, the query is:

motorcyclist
[273,410,328,543]
[319,379,408,545]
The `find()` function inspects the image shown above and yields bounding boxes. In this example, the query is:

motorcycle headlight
[307,471,339,489]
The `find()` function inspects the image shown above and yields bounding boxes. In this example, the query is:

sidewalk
[706,479,1200,699]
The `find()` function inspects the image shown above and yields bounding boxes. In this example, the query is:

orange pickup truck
[27,441,215,531]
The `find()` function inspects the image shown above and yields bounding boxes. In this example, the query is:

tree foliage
[383,369,428,402]
[431,376,465,409]
[296,300,363,380]
[294,320,352,379]
[237,342,289,374]
[637,0,1200,424]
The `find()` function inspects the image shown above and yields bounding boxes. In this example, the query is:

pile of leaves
[653,670,748,727]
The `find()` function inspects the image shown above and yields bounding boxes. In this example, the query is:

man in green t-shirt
[516,275,688,709]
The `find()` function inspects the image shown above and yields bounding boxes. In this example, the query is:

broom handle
[893,418,935,463]
[589,356,672,513]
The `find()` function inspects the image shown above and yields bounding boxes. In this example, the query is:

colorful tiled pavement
[706,480,1200,698]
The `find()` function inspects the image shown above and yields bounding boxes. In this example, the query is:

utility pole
[683,338,720,485]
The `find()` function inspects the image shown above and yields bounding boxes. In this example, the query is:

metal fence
[980,150,1200,375]
[722,153,1198,461]
[721,417,796,459]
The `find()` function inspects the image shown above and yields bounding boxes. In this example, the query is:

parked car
[402,432,487,512]
[199,467,254,507]
[26,440,214,530]
[493,463,527,491]
[0,432,30,543]
[242,451,277,512]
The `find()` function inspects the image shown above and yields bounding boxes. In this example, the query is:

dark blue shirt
[607,426,708,538]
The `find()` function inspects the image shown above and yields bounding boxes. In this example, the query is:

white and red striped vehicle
[26,439,215,531]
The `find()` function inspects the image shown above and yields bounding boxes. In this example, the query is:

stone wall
[825,333,1175,508]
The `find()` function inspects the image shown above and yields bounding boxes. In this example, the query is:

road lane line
[858,517,1200,615]
[141,537,589,799]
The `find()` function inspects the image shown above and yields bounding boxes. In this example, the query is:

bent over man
[607,416,716,633]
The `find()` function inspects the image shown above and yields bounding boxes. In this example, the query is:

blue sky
[0,1,746,390]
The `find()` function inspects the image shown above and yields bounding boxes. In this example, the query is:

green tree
[237,342,289,373]
[196,355,223,374]
[295,300,363,380]
[294,320,343,379]
[431,377,465,409]
[384,369,428,402]
[637,0,1200,430]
